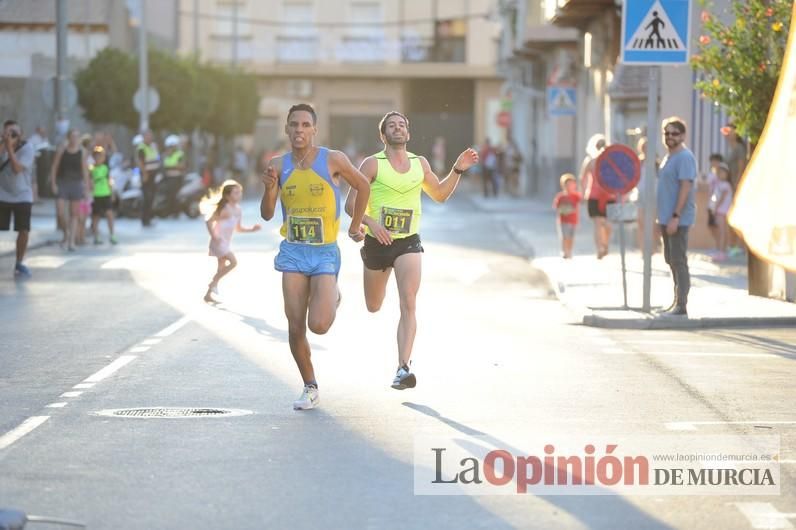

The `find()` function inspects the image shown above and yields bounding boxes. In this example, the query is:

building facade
[178,0,503,168]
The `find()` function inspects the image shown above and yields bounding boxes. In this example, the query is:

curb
[583,313,796,330]
[533,257,796,330]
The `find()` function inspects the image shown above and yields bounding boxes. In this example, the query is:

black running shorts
[360,233,424,271]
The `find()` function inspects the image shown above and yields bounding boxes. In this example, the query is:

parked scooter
[110,154,143,219]
[152,171,206,219]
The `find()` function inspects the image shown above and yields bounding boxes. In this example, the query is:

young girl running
[202,180,261,302]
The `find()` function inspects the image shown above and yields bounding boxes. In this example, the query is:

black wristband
[453,167,465,175]
[672,212,680,218]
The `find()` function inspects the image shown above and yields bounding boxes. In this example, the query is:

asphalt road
[1,195,794,529]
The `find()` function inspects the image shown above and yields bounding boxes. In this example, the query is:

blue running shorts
[274,240,341,276]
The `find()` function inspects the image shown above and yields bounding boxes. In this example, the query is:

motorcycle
[110,155,143,218]
[152,172,206,219]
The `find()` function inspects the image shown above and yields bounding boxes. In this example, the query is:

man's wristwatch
[453,167,465,175]
[672,212,680,219]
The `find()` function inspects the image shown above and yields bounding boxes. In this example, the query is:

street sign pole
[618,198,629,308]
[138,0,149,132]
[642,66,660,313]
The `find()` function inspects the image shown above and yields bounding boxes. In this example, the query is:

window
[214,1,251,38]
[283,1,314,31]
[277,36,319,63]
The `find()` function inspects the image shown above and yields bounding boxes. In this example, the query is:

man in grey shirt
[656,117,697,317]
[0,120,36,277]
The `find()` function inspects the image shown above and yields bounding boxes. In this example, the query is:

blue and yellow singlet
[279,147,341,245]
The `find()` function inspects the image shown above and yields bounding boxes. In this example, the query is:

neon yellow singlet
[279,147,341,245]
[366,150,424,239]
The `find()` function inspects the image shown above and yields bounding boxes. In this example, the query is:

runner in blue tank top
[261,103,371,411]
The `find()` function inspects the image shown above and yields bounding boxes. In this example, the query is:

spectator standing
[0,120,36,276]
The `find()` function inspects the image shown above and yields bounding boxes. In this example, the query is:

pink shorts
[79,199,92,216]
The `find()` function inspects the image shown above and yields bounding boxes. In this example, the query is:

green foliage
[74,48,138,129]
[198,65,260,138]
[692,0,792,144]
[75,48,259,138]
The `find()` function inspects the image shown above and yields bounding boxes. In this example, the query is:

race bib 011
[288,216,323,243]
[380,207,413,234]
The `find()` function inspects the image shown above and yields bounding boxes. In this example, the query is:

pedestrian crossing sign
[547,86,577,117]
[621,0,691,64]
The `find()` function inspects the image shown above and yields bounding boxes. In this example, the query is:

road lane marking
[59,391,83,398]
[733,502,795,529]
[0,416,50,450]
[154,315,192,338]
[46,403,67,408]
[141,338,162,345]
[129,346,150,353]
[73,383,95,389]
[83,355,136,383]
[606,351,778,359]
[666,420,796,431]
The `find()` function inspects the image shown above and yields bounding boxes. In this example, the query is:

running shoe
[14,263,31,277]
[712,251,728,263]
[391,364,416,390]
[728,246,744,258]
[110,235,118,245]
[293,385,320,410]
[93,236,102,245]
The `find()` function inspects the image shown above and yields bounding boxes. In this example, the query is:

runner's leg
[307,273,338,335]
[363,266,392,312]
[283,272,315,384]
[393,252,421,367]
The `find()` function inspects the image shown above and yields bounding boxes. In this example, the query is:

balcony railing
[272,35,467,64]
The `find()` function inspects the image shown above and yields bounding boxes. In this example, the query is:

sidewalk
[0,199,60,258]
[463,192,796,330]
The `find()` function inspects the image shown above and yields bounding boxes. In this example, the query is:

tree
[692,0,791,144]
[199,65,259,138]
[74,48,138,129]
[75,49,259,138]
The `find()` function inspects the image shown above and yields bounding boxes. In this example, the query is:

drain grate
[94,407,253,418]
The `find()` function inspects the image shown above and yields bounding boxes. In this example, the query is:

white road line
[73,383,95,389]
[141,338,162,345]
[83,355,136,383]
[46,403,67,408]
[607,351,778,359]
[666,420,796,431]
[779,460,796,464]
[733,502,795,529]
[129,346,150,353]
[154,315,192,338]
[0,416,50,450]
[59,391,83,398]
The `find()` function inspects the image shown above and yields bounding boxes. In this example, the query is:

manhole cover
[94,407,253,418]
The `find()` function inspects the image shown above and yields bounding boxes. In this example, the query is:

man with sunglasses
[0,120,36,277]
[657,117,697,317]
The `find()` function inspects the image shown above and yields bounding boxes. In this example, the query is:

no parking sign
[594,145,641,195]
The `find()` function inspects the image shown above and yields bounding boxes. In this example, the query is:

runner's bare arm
[421,147,479,203]
[330,150,370,239]
[260,157,281,221]
[344,156,392,245]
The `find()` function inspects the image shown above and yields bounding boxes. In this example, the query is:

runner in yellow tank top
[345,111,478,390]
[261,103,371,411]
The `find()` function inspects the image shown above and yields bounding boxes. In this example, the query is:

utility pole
[55,0,67,139]
[231,0,238,66]
[138,0,149,131]
[193,0,200,59]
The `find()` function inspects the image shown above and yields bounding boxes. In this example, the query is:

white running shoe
[391,364,416,390]
[293,385,320,410]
